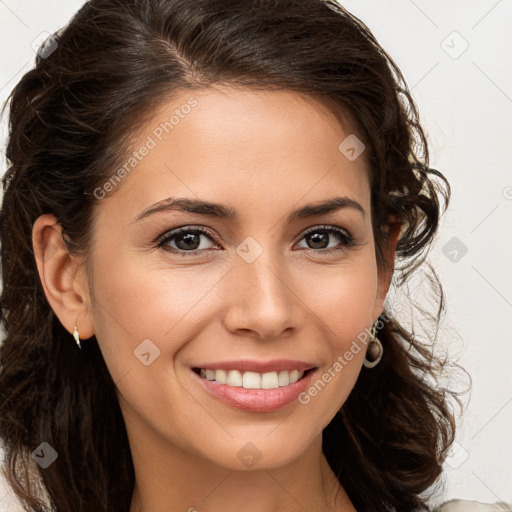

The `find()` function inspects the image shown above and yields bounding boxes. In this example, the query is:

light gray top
[434,500,512,512]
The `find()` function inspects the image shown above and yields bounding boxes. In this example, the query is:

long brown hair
[0,1,464,510]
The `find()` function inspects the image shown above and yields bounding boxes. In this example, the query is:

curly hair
[0,1,464,511]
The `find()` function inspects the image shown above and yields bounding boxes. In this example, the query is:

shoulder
[0,441,52,512]
[434,500,512,512]
[0,467,25,512]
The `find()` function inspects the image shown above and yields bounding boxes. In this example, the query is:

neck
[128,432,355,512]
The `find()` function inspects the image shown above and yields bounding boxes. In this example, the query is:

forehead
[95,85,371,222]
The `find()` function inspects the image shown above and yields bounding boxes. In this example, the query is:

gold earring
[363,325,383,368]
[73,324,81,349]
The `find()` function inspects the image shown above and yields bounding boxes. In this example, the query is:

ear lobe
[383,216,402,274]
[32,214,95,340]
[374,217,402,314]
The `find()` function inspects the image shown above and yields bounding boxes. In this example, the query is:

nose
[221,247,301,340]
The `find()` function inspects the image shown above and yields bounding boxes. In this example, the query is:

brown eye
[157,227,218,254]
[296,225,355,253]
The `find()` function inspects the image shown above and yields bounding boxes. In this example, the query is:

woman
[0,0,508,511]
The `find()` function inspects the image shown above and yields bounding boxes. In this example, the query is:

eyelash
[155,224,356,257]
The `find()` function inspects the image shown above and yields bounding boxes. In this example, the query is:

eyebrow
[133,195,366,224]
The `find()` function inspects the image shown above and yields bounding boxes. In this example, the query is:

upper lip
[192,359,316,373]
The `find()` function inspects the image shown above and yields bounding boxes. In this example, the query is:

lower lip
[192,369,316,412]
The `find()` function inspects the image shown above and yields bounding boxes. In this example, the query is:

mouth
[191,365,317,412]
[192,367,315,390]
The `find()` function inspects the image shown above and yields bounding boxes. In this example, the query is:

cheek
[90,242,377,353]
[90,251,220,339]
[292,258,377,415]
[296,254,378,338]
[88,237,377,418]
[87,253,188,379]
[87,253,207,436]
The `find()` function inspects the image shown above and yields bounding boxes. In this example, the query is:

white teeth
[198,368,306,389]
[242,371,261,389]
[289,370,300,384]
[215,369,227,384]
[261,371,279,389]
[226,370,243,387]
[278,370,290,386]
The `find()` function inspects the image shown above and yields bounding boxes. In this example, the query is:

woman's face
[85,85,392,470]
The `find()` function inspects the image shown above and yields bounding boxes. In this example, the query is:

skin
[33,85,401,512]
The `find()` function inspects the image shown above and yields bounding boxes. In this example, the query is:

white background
[0,0,511,508]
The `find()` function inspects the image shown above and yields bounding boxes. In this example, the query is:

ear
[373,215,402,320]
[32,214,95,340]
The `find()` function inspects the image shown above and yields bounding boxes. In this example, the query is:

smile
[195,368,306,389]
[191,365,317,412]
